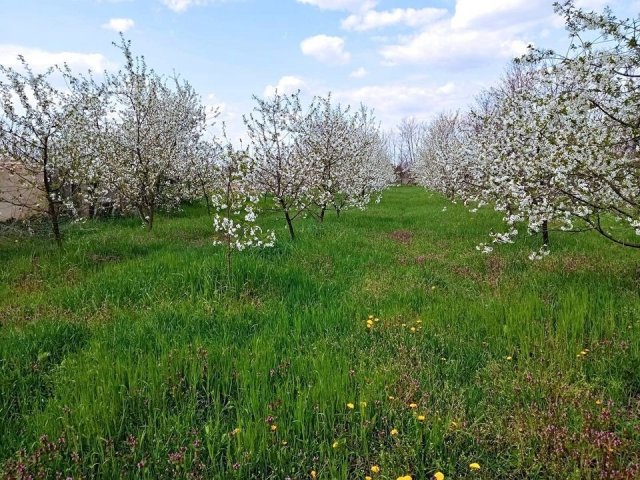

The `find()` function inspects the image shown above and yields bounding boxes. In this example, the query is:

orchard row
[412,1,640,257]
[0,38,394,248]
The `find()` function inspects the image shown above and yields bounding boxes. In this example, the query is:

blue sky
[1,0,638,140]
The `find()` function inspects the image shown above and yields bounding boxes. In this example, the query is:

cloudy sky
[1,0,637,139]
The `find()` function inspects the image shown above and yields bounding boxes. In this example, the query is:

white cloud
[349,67,367,78]
[161,0,225,12]
[300,35,351,65]
[451,0,541,30]
[296,0,375,12]
[574,0,613,8]
[102,17,135,32]
[0,45,112,72]
[163,0,196,12]
[379,22,531,66]
[376,0,541,68]
[263,75,307,97]
[436,82,456,95]
[342,7,448,31]
[333,81,466,126]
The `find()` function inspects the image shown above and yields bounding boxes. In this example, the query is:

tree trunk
[284,210,295,240]
[48,199,63,249]
[319,205,326,223]
[542,220,549,246]
[42,139,62,248]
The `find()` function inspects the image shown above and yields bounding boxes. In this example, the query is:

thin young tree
[211,141,275,281]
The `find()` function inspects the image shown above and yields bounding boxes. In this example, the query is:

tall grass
[1,187,639,479]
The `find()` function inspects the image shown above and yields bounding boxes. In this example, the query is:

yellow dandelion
[434,472,445,480]
[366,477,373,480]
[410,327,416,333]
[431,285,436,290]
[469,462,481,470]
[506,356,513,361]
[401,323,407,327]
[417,415,426,421]
[397,475,413,480]
[368,315,374,320]
[390,428,399,436]
[408,403,418,409]
[371,465,380,474]
[580,350,587,356]
[270,424,277,432]
[374,317,380,322]
[388,396,395,400]
[596,399,602,405]
[347,402,355,409]
[310,470,317,479]
[416,320,422,324]
[332,441,339,449]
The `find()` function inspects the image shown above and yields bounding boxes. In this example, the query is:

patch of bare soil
[485,255,506,287]
[388,230,413,245]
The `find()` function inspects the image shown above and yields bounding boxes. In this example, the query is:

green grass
[1,186,639,479]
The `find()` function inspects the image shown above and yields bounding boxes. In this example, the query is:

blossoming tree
[211,141,275,279]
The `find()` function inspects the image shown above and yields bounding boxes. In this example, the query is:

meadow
[1,186,639,479]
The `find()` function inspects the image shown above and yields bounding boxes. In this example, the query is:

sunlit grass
[1,187,639,479]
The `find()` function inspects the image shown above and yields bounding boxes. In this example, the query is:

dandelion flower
[270,425,277,432]
[371,465,380,473]
[417,415,426,421]
[506,356,513,361]
[366,477,372,480]
[595,399,602,405]
[409,403,418,409]
[410,327,416,333]
[310,470,317,479]
[332,441,339,449]
[397,475,412,480]
[390,428,399,436]
[347,403,355,409]
[368,315,374,320]
[434,472,445,480]
[469,462,481,470]
[388,396,395,400]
